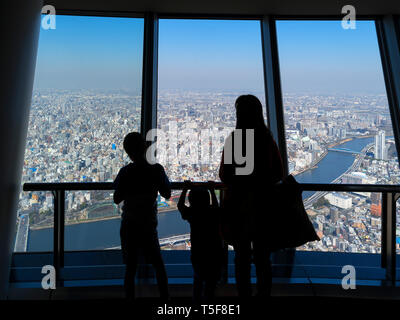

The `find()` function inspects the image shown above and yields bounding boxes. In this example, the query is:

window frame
[15,12,400,286]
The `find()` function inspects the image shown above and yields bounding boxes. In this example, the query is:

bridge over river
[327,147,362,155]
[303,142,374,209]
[105,233,191,250]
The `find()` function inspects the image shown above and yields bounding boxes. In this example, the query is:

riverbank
[26,136,378,251]
[327,137,353,148]
[292,138,357,176]
[293,150,328,176]
[292,136,372,176]
[30,214,122,230]
[28,208,190,251]
[29,204,178,231]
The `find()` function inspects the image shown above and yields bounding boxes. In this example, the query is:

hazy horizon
[34,17,387,96]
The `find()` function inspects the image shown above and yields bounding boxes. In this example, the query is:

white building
[325,192,352,209]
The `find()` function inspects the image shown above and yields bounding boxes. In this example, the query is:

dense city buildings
[14,89,400,255]
[283,93,400,253]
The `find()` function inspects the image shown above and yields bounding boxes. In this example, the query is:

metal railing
[22,181,400,285]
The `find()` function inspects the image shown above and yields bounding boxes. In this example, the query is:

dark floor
[2,294,399,318]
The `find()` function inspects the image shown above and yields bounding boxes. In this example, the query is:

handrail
[23,181,226,191]
[23,181,400,193]
[20,180,400,286]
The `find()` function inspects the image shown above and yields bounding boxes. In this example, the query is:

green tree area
[77,203,88,211]
[313,197,330,209]
[40,209,52,216]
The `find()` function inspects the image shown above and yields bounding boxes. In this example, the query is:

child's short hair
[123,132,146,159]
[188,187,210,207]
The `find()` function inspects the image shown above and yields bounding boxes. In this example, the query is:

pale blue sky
[34,16,386,95]
[34,16,144,91]
[276,20,386,94]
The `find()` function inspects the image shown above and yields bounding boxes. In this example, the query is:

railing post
[381,192,396,284]
[219,188,229,284]
[53,190,65,286]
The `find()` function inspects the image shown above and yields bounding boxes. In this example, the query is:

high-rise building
[371,192,382,217]
[340,128,346,139]
[375,130,387,160]
[330,207,339,223]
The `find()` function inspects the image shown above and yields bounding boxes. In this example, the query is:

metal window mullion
[376,15,400,282]
[376,16,400,173]
[141,13,159,138]
[260,16,289,176]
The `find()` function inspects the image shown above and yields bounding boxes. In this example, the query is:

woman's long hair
[235,94,269,133]
[234,95,276,175]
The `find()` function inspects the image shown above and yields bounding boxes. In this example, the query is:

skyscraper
[375,130,386,160]
[371,192,382,217]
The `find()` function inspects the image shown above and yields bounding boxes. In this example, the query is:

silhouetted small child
[114,132,171,300]
[178,181,224,302]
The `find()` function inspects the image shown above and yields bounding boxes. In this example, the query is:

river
[28,209,190,251]
[27,136,375,252]
[296,136,374,198]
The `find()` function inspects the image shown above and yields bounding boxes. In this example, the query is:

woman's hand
[207,180,216,190]
[183,180,192,190]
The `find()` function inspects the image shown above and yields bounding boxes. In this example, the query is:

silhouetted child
[178,181,224,302]
[113,132,171,300]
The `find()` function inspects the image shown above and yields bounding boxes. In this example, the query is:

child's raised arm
[178,180,191,220]
[158,164,171,200]
[208,181,219,208]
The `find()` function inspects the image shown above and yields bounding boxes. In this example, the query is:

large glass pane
[18,15,144,252]
[157,19,266,182]
[276,20,400,253]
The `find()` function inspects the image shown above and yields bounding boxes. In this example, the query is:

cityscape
[14,89,400,255]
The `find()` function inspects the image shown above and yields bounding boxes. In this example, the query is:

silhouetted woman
[219,95,284,298]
